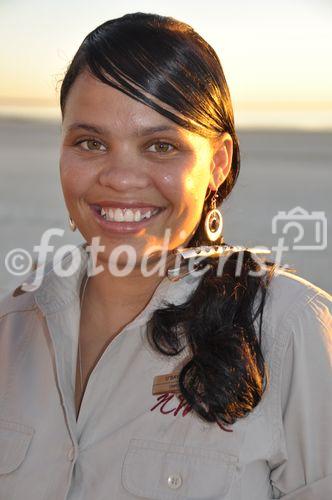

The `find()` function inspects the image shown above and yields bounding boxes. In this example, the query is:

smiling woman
[60,71,227,246]
[0,11,332,500]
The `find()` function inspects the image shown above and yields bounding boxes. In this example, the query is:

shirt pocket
[0,418,34,474]
[121,438,239,499]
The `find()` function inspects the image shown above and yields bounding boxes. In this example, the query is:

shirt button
[167,473,182,489]
[67,446,75,461]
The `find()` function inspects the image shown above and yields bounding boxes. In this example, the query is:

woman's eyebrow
[65,122,183,136]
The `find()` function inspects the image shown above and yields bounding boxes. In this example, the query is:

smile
[100,206,161,222]
[89,204,166,234]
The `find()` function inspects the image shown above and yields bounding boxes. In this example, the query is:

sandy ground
[0,117,331,298]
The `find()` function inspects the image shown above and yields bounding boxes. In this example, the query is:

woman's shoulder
[0,244,85,320]
[0,275,39,321]
[266,264,331,321]
[0,288,36,321]
[254,264,331,356]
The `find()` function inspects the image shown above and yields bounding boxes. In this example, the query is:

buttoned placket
[36,303,81,498]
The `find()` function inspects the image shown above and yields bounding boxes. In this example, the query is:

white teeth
[123,209,134,222]
[114,208,124,222]
[99,206,160,222]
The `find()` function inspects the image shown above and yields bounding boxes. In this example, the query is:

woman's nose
[98,159,151,191]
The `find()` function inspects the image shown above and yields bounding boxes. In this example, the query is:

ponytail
[147,251,278,430]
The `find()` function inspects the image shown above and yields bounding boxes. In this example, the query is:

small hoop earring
[68,215,77,232]
[204,191,223,241]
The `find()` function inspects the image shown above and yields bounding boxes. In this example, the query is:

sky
[0,0,331,128]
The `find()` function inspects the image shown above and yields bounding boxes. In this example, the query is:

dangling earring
[68,215,77,232]
[167,188,271,281]
[204,191,223,242]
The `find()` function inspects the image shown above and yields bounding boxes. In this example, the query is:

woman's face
[60,69,232,268]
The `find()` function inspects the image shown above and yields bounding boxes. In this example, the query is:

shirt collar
[32,242,90,314]
[28,241,213,317]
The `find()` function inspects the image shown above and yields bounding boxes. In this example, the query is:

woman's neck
[81,251,177,325]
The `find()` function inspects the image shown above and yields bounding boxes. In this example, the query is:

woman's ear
[208,132,233,191]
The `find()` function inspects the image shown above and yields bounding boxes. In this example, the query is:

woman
[0,12,331,500]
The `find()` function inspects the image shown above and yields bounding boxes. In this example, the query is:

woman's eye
[147,141,176,154]
[76,139,107,151]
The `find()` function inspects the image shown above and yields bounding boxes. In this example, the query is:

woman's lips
[89,205,166,234]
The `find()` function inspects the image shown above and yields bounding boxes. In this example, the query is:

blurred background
[0,0,331,296]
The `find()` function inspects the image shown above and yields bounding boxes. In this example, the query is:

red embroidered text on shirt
[150,393,192,416]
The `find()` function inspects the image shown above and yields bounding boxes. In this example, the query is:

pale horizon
[1,0,331,129]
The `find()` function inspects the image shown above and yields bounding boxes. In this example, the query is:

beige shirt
[0,242,331,500]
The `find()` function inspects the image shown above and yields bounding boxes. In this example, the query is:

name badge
[152,372,180,395]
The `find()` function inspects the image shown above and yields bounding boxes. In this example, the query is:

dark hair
[59,12,281,430]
